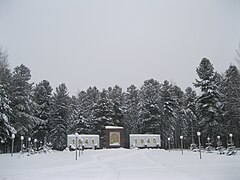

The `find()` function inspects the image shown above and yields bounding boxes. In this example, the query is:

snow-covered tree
[68,95,89,134]
[0,48,11,86]
[91,89,114,147]
[107,85,124,126]
[159,81,178,147]
[139,79,162,134]
[194,58,223,138]
[125,85,140,134]
[32,80,53,142]
[82,86,100,133]
[183,87,197,148]
[49,83,70,150]
[0,49,15,141]
[10,64,43,135]
[221,65,240,146]
[0,84,16,141]
[170,84,188,148]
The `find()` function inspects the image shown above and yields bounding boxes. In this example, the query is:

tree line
[1,48,240,151]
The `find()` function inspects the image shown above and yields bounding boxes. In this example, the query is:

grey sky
[0,0,240,95]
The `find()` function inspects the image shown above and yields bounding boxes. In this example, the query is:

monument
[105,126,124,148]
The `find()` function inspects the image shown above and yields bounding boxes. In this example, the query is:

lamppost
[216,135,223,154]
[206,137,211,152]
[78,138,81,157]
[227,133,237,155]
[11,134,15,156]
[20,136,24,153]
[191,119,194,146]
[81,138,84,155]
[167,137,170,152]
[229,134,233,146]
[39,141,42,149]
[180,136,183,155]
[1,139,4,153]
[28,137,31,156]
[217,135,221,147]
[34,139,37,151]
[75,133,78,160]
[197,132,201,159]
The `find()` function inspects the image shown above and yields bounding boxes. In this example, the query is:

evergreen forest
[1,48,240,151]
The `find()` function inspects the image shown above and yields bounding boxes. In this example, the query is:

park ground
[0,148,240,180]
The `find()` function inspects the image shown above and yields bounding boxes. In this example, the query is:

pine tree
[0,50,16,141]
[49,83,70,150]
[194,58,223,138]
[0,84,16,141]
[139,79,161,134]
[160,81,177,147]
[68,95,89,134]
[184,87,197,148]
[221,65,240,146]
[83,86,100,133]
[91,89,114,147]
[32,80,53,142]
[10,64,43,135]
[107,85,124,126]
[125,85,140,134]
[170,84,187,148]
[0,48,11,87]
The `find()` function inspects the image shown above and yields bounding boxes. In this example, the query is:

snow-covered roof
[105,126,124,129]
[67,134,99,137]
[130,134,160,137]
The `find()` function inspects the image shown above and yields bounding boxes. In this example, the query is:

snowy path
[0,149,240,180]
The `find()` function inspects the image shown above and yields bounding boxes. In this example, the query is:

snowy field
[0,148,240,180]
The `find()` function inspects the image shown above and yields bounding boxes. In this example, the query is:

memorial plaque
[129,134,161,148]
[67,134,99,149]
[105,126,124,148]
[109,131,120,146]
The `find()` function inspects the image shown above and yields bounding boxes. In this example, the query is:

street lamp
[39,141,42,149]
[167,137,170,152]
[207,137,210,142]
[217,135,221,146]
[216,135,223,154]
[229,134,233,146]
[197,132,202,159]
[78,138,81,157]
[81,138,84,155]
[1,139,5,153]
[206,137,211,152]
[180,136,183,155]
[34,139,37,151]
[11,134,15,156]
[75,133,78,160]
[20,136,24,153]
[28,137,31,156]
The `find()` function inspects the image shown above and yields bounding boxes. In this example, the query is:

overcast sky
[0,0,240,95]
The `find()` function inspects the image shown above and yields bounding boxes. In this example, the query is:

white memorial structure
[67,134,100,149]
[129,134,161,148]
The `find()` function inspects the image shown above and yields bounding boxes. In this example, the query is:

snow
[105,126,123,129]
[0,149,240,180]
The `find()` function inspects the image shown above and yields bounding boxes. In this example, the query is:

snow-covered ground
[0,148,240,180]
